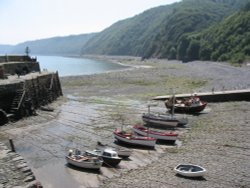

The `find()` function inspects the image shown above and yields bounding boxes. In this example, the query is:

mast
[171,89,175,119]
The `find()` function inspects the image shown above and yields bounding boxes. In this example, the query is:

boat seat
[188,167,194,172]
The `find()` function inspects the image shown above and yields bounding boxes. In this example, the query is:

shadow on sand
[114,140,156,151]
[175,174,207,181]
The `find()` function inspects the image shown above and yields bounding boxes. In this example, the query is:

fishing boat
[65,149,103,170]
[96,141,132,158]
[164,114,188,126]
[85,148,122,167]
[132,125,178,142]
[174,164,207,177]
[142,102,185,128]
[113,129,156,148]
[142,113,179,128]
[165,95,207,114]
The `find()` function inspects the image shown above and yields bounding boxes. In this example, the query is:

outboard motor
[68,149,73,156]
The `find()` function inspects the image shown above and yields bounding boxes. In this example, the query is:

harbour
[1,57,250,187]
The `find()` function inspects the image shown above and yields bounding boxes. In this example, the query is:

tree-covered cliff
[178,1,250,63]
[81,0,249,62]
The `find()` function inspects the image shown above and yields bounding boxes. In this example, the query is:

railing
[49,74,54,90]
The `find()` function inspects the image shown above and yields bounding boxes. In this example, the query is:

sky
[0,0,181,45]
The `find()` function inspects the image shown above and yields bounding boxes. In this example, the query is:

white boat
[65,149,103,170]
[96,141,132,158]
[85,148,122,167]
[113,129,156,148]
[174,164,207,177]
[132,125,178,142]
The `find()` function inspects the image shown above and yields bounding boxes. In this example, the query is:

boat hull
[102,157,121,167]
[113,130,156,148]
[132,125,178,141]
[66,156,102,170]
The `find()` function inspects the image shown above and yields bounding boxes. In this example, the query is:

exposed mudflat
[1,57,250,188]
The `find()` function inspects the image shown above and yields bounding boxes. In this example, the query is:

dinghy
[174,164,207,177]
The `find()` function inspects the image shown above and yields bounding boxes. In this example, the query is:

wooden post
[9,139,16,152]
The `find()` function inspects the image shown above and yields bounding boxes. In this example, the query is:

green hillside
[8,33,96,56]
[178,1,250,63]
[81,5,176,56]
[81,0,248,59]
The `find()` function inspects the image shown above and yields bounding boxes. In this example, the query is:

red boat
[132,125,178,142]
[113,129,156,148]
[165,95,207,114]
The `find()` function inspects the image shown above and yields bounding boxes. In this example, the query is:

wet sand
[0,57,250,187]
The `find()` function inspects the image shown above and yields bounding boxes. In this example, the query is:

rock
[16,163,28,169]
[12,156,24,162]
[23,175,35,183]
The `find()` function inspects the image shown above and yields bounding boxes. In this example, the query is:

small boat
[65,149,103,170]
[144,102,188,127]
[164,114,188,126]
[132,125,178,142]
[142,113,179,128]
[96,141,132,158]
[40,105,54,112]
[113,129,156,148]
[85,148,122,167]
[174,164,207,177]
[165,95,207,114]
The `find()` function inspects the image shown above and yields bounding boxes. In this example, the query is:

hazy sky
[0,0,181,45]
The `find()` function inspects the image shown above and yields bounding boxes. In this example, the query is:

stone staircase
[9,82,26,119]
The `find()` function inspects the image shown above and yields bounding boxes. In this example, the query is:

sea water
[37,55,127,77]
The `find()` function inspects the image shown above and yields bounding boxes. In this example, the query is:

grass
[123,79,157,86]
[161,76,208,93]
[61,78,93,87]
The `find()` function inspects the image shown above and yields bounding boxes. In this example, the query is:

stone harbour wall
[0,72,62,125]
[2,62,40,76]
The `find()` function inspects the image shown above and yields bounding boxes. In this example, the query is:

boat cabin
[102,149,119,158]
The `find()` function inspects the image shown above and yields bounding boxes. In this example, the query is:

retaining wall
[153,89,250,102]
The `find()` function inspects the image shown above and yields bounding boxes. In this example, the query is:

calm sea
[37,55,127,77]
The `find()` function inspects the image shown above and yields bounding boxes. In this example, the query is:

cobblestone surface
[0,142,42,188]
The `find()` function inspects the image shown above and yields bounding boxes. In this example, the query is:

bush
[231,52,245,64]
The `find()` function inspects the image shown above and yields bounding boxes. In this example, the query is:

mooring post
[9,139,16,152]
